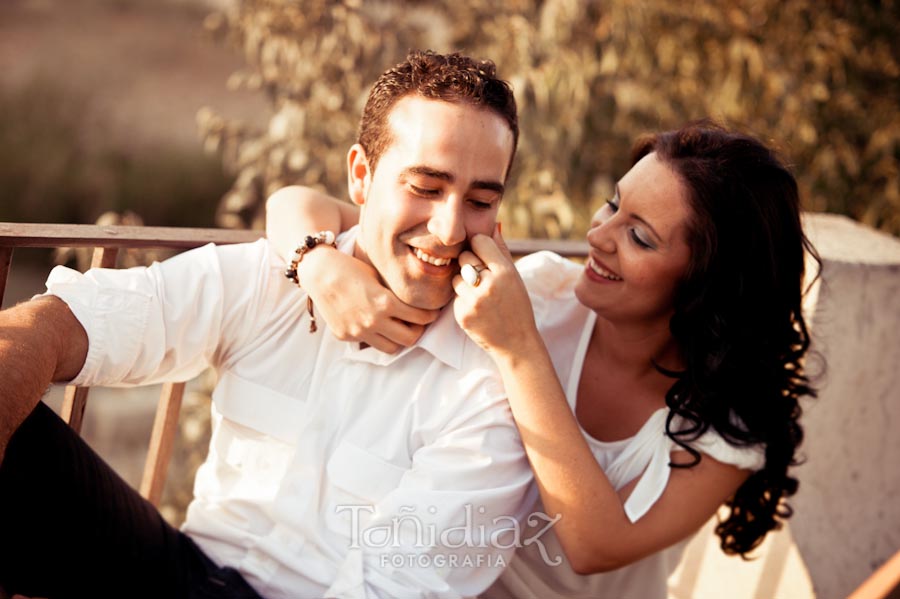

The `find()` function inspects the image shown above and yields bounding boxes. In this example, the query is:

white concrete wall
[793,214,900,598]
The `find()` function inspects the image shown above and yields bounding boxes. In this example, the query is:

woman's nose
[587,221,616,254]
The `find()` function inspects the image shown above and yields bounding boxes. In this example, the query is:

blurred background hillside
[0,0,264,231]
[1,0,898,241]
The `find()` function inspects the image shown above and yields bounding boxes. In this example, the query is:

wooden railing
[0,223,261,506]
[0,222,588,506]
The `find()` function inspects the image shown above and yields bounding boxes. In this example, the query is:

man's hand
[0,296,87,463]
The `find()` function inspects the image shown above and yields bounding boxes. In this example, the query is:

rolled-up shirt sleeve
[43,240,270,387]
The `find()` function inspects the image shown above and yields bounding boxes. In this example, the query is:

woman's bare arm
[453,232,749,572]
[266,186,359,264]
[265,186,438,352]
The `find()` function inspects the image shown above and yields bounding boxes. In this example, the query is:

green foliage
[202,0,900,236]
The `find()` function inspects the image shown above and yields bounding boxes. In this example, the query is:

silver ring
[460,263,486,287]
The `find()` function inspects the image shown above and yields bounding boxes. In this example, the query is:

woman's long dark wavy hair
[632,121,821,556]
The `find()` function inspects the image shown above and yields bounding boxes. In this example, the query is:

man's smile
[411,246,454,267]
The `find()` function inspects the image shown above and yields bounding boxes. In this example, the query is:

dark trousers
[0,402,264,599]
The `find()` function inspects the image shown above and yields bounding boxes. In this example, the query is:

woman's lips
[586,258,622,282]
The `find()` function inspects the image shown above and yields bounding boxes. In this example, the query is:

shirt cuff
[43,265,151,387]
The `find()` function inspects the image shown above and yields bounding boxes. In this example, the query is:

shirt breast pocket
[208,370,307,497]
[213,369,308,443]
[325,440,409,533]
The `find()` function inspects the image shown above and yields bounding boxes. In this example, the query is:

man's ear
[347,144,371,206]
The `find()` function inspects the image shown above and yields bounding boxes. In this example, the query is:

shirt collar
[338,226,466,370]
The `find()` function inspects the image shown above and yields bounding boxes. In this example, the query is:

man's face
[348,96,514,310]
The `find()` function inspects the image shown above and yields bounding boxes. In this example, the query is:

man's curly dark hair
[358,49,518,178]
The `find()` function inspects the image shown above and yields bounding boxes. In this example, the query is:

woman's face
[574,152,694,326]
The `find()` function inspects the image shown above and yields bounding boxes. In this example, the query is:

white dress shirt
[44,228,534,599]
[484,252,765,599]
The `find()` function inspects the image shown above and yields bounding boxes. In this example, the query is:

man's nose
[427,198,467,247]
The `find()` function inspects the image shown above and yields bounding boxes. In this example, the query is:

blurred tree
[200,0,900,237]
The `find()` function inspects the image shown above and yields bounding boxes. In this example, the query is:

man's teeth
[589,259,622,281]
[414,248,452,266]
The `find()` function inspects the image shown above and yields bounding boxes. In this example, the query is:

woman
[265,122,819,598]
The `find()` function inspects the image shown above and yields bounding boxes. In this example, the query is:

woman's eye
[630,228,654,249]
[605,198,619,212]
[469,199,494,210]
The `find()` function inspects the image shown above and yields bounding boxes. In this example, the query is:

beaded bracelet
[284,230,336,333]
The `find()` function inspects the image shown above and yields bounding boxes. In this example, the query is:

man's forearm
[0,296,88,462]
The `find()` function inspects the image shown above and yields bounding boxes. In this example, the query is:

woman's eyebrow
[617,183,663,242]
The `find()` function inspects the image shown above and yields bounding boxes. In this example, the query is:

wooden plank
[848,548,900,599]
[507,238,589,257]
[0,222,261,249]
[0,222,589,257]
[0,246,12,307]
[61,386,90,434]
[139,381,186,507]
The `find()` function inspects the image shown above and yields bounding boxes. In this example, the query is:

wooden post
[90,246,120,270]
[139,382,186,506]
[60,386,91,434]
[0,246,12,307]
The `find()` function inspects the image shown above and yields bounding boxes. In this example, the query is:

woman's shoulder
[669,412,767,472]
[515,251,588,324]
[616,408,766,523]
[513,251,592,372]
[515,251,583,296]
[616,407,766,472]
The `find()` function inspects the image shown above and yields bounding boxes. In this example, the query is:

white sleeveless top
[483,252,765,599]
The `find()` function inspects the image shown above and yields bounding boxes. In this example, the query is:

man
[0,50,533,599]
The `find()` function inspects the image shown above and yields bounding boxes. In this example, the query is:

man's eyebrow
[402,166,454,182]
[617,183,662,241]
[472,180,505,195]
[402,166,505,195]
